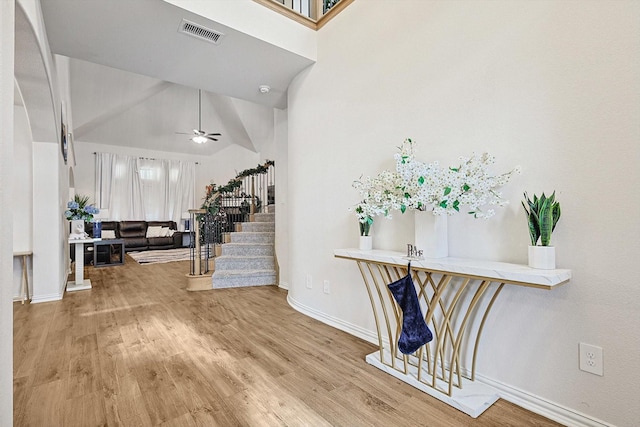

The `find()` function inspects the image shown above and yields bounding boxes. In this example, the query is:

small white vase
[359,235,373,251]
[414,211,448,258]
[528,245,556,269]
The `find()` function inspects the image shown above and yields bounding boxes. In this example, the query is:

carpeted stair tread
[212,269,276,288]
[241,222,275,232]
[253,213,275,222]
[230,232,274,243]
[221,243,274,256]
[215,255,275,270]
[213,269,276,277]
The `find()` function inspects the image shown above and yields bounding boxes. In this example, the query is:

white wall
[12,92,33,299]
[274,108,288,288]
[0,1,15,423]
[287,1,640,426]
[32,142,65,302]
[72,140,260,214]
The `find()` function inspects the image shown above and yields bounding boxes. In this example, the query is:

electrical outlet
[305,274,312,289]
[323,280,330,294]
[579,343,603,376]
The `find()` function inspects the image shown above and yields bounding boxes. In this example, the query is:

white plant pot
[359,235,373,251]
[528,245,556,269]
[414,211,448,258]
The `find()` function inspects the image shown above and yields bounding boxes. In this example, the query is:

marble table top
[334,248,571,289]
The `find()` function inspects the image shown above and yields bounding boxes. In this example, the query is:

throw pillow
[159,227,170,237]
[102,230,116,239]
[146,226,163,238]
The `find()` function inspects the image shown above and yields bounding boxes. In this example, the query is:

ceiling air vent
[178,19,225,45]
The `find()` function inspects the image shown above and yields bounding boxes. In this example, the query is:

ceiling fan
[176,89,221,143]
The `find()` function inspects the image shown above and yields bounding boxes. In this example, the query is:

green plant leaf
[401,204,406,214]
[539,198,553,246]
[418,176,425,185]
[439,201,447,208]
[463,184,470,192]
[522,193,541,246]
[444,187,451,196]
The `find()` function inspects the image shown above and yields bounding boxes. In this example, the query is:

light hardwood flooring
[14,257,563,426]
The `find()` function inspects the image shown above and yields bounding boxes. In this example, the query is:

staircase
[211,211,276,289]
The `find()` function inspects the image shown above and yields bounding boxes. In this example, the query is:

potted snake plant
[522,191,561,269]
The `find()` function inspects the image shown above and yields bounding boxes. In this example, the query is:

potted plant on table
[522,191,561,269]
[65,194,99,239]
[355,202,374,250]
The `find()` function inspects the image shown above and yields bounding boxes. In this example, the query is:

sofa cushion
[147,221,177,230]
[119,221,147,238]
[159,227,175,237]
[123,237,148,247]
[146,226,164,238]
[148,237,176,248]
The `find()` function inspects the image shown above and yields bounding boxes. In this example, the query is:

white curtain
[95,153,195,222]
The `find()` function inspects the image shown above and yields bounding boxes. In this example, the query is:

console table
[68,237,100,292]
[334,248,571,418]
[13,251,32,304]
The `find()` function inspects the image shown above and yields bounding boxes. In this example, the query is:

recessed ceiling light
[259,85,270,94]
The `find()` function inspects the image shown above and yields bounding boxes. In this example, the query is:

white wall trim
[287,293,380,348]
[476,373,614,427]
[30,292,63,304]
[287,293,612,427]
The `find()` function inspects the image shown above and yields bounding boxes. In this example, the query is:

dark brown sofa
[88,220,183,252]
[73,220,184,264]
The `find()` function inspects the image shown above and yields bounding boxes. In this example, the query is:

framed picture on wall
[61,102,68,164]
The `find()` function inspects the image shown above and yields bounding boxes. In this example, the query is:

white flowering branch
[352,138,520,222]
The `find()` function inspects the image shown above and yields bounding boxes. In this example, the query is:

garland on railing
[201,160,275,216]
[324,0,340,13]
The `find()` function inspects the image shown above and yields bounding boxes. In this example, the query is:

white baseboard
[286,294,612,427]
[287,294,379,345]
[278,281,289,291]
[29,292,63,303]
[476,374,614,427]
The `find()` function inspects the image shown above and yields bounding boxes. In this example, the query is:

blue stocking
[387,263,433,354]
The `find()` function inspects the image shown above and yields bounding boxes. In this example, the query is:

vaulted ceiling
[39,0,316,156]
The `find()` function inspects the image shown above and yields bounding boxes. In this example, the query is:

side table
[94,239,125,267]
[13,251,32,304]
[68,237,100,291]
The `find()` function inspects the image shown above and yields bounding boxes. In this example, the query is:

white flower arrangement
[353,138,520,222]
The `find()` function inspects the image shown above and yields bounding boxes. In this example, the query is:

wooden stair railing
[252,0,355,30]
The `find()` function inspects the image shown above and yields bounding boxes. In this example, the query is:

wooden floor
[13,257,563,427]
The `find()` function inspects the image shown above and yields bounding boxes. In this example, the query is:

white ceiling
[39,0,316,156]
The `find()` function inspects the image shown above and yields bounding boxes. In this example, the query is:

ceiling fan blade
[206,133,221,137]
[207,136,219,141]
[175,132,191,135]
